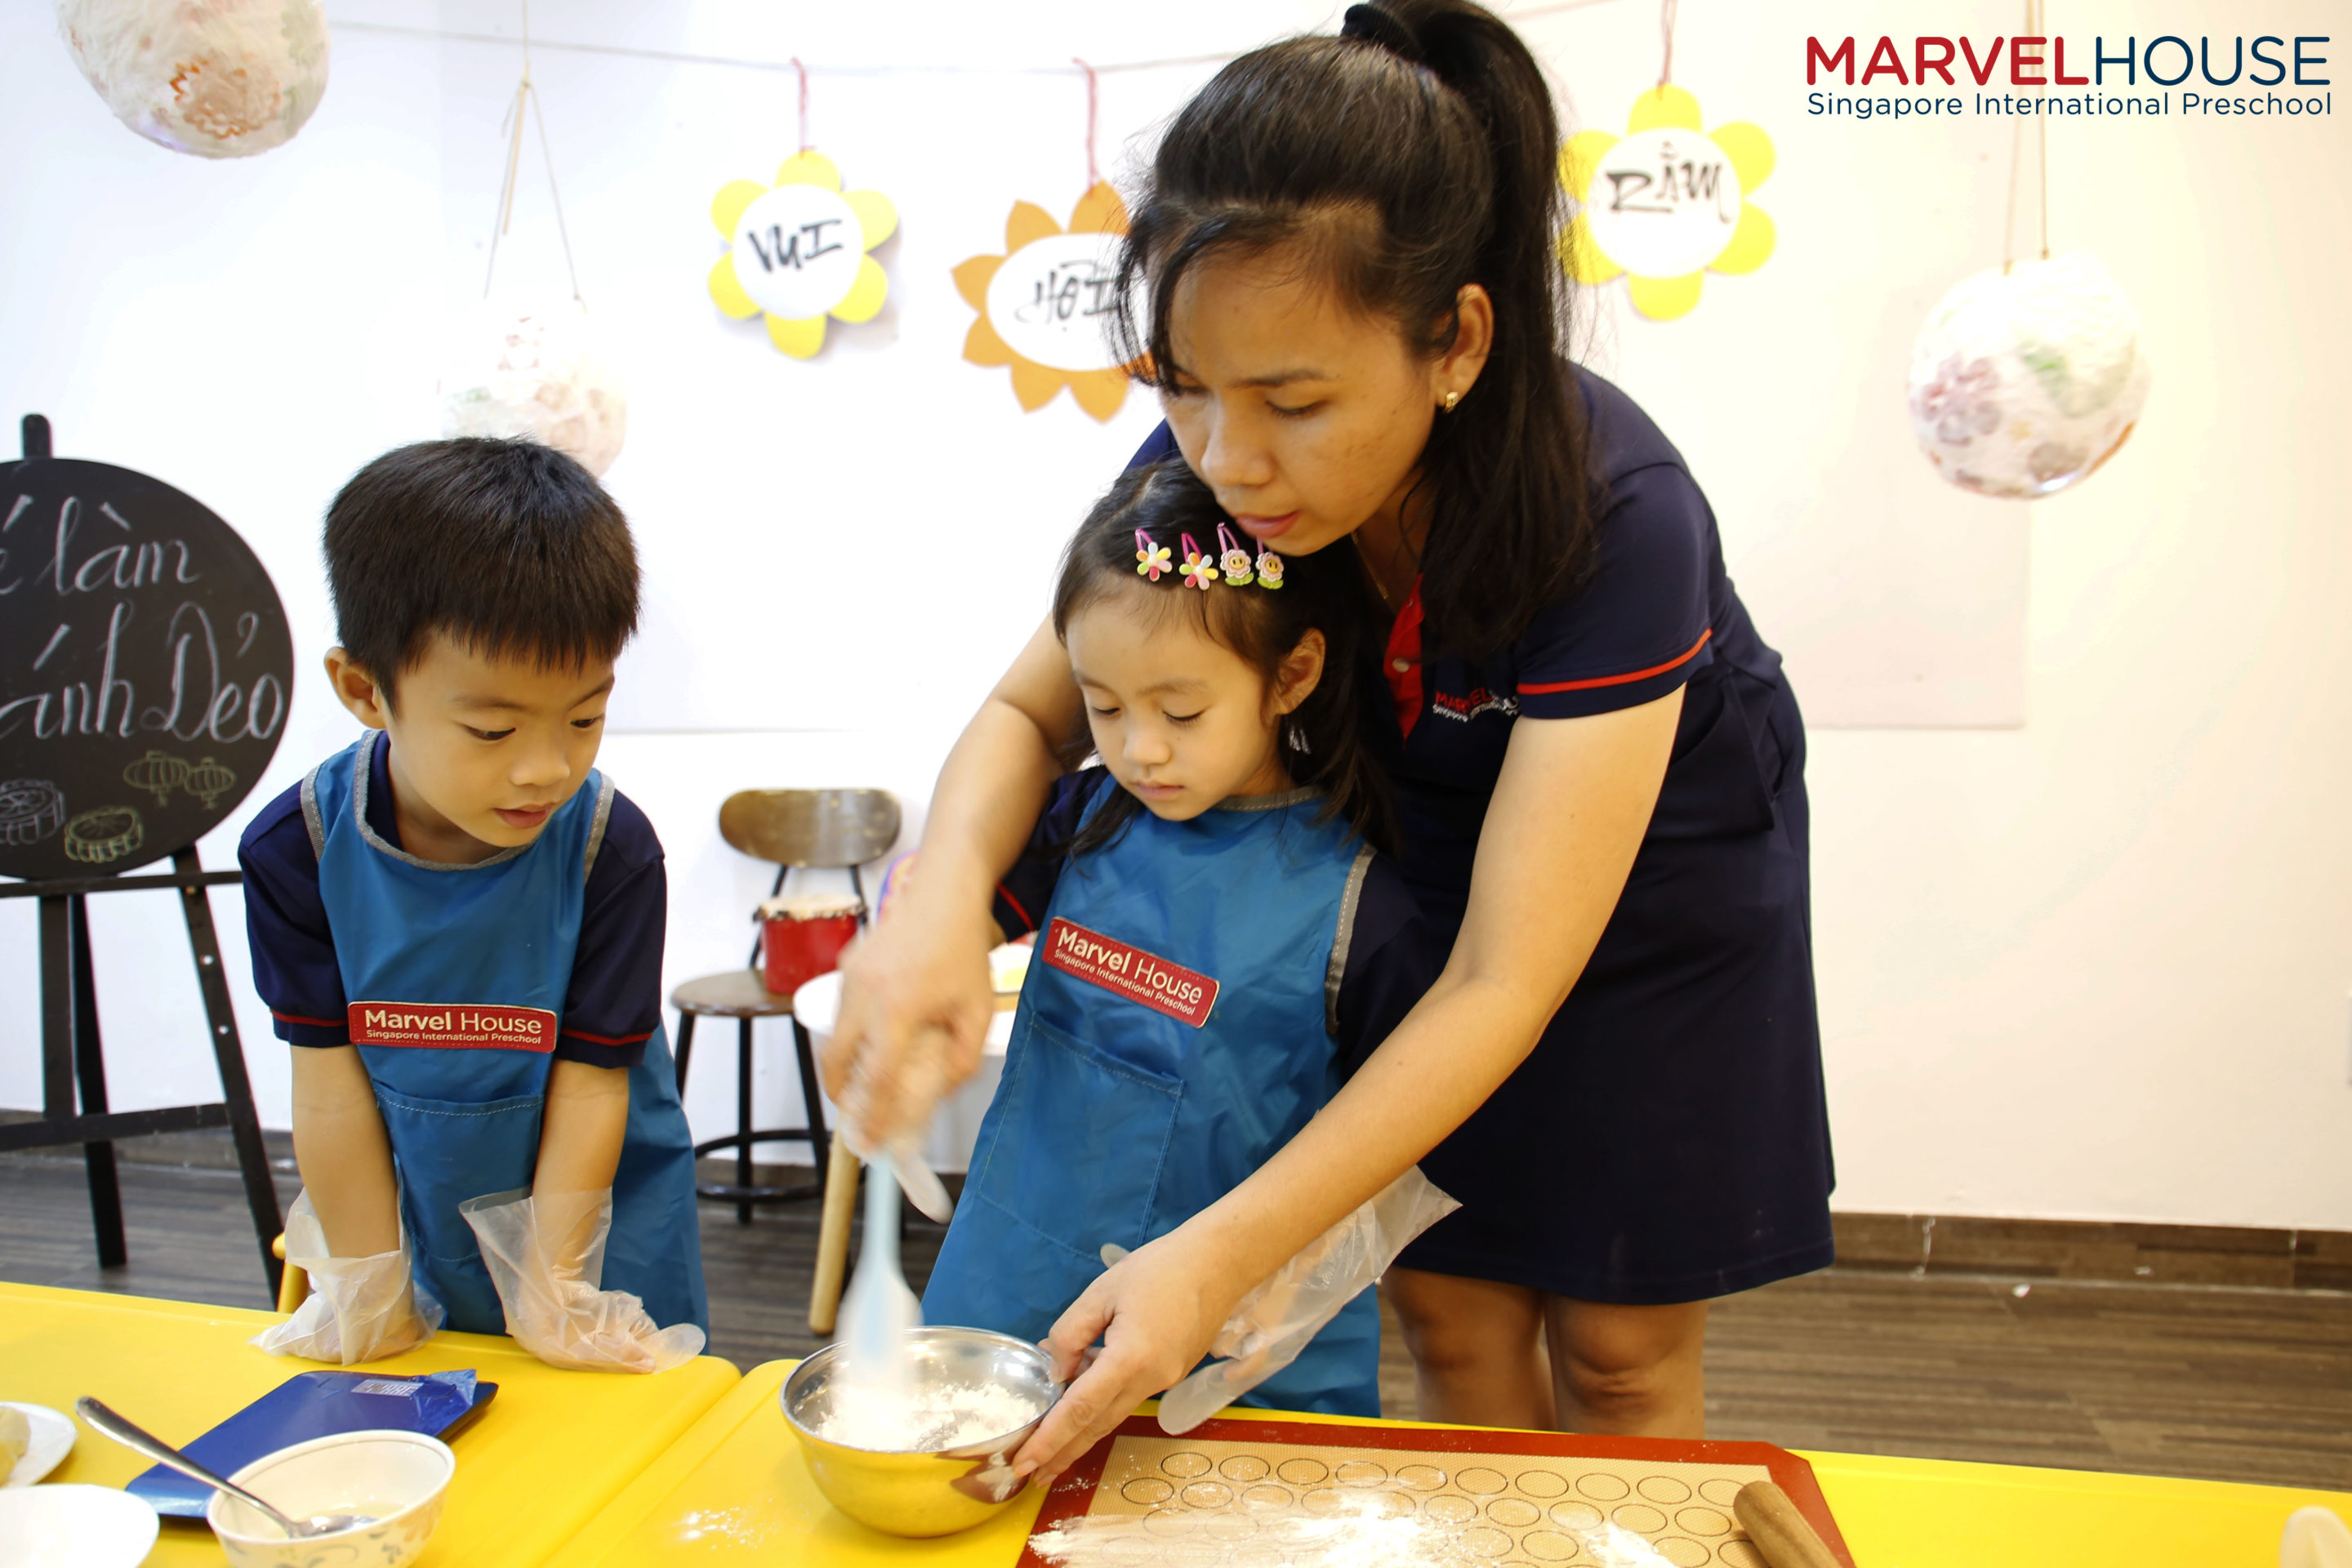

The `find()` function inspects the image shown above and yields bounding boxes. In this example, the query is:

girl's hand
[1012,1227,1254,1491]
[820,902,995,1147]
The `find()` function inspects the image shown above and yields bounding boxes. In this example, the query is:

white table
[790,970,1016,1174]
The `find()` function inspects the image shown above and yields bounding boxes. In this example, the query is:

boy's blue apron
[924,786,1379,1416]
[305,732,706,1336]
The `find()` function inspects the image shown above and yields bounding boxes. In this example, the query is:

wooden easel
[0,415,283,1300]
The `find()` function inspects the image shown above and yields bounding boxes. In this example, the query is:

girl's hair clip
[1256,546,1285,589]
[1179,533,1220,590]
[1217,523,1254,586]
[1134,528,1172,581]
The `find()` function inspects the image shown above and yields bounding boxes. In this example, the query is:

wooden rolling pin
[1733,1481,1844,1568]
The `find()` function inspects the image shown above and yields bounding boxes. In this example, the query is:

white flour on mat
[812,1382,1046,1452]
[1029,1491,1679,1568]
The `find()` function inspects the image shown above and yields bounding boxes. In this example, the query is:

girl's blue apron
[304,732,706,1336]
[923,786,1381,1415]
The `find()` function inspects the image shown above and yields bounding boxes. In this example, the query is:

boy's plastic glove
[1133,1167,1460,1436]
[458,1187,704,1374]
[251,1190,444,1364]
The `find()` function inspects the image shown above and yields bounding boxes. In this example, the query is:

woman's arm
[1012,686,1685,1486]
[290,1045,402,1256]
[821,617,1085,1143]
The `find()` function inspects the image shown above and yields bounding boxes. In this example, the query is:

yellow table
[0,1281,739,1566]
[562,1360,2352,1566]
[1806,1450,2352,1566]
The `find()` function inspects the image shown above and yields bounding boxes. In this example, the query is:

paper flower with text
[707,152,897,358]
[1560,86,1774,321]
[952,184,1138,420]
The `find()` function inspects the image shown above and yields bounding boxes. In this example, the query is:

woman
[825,0,1831,1486]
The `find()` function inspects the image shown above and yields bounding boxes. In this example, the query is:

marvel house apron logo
[1040,918,1219,1028]
[348,1002,558,1051]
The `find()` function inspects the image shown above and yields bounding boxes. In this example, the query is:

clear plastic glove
[457,1187,705,1374]
[2283,1507,2352,1568]
[1142,1168,1459,1435]
[251,1190,443,1364]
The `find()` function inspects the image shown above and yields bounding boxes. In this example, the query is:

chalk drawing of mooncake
[0,780,66,845]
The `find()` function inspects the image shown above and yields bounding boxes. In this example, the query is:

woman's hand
[819,618,1082,1147]
[821,906,996,1147]
[1012,1226,1254,1490]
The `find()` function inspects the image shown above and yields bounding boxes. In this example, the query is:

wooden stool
[671,789,899,1224]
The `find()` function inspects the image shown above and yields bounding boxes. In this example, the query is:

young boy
[240,438,706,1372]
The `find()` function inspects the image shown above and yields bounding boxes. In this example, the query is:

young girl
[918,459,1440,1416]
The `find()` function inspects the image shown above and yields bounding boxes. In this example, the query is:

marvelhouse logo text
[1804,33,2331,121]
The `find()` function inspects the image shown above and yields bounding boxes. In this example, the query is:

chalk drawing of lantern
[1559,86,1773,322]
[707,153,898,359]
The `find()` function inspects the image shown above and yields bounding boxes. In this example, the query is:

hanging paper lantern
[952,184,1140,421]
[440,299,628,478]
[54,0,329,159]
[1907,252,2151,500]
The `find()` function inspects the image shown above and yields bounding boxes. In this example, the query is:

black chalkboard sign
[0,425,294,881]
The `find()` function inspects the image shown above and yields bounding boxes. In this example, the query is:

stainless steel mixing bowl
[781,1326,1061,1538]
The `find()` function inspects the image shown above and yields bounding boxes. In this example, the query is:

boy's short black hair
[323,438,639,700]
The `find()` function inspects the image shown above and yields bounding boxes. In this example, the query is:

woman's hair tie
[1339,3,1426,66]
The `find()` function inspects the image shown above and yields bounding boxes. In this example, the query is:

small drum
[760,893,864,997]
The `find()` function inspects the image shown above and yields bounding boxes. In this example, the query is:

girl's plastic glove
[251,1190,444,1364]
[458,1187,704,1374]
[1138,1168,1459,1436]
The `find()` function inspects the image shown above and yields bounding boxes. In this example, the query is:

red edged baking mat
[1017,1414,1854,1566]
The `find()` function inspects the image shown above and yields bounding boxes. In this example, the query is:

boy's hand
[252,1190,444,1364]
[460,1187,703,1373]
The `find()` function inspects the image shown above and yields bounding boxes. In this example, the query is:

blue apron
[304,732,706,1336]
[923,786,1381,1415]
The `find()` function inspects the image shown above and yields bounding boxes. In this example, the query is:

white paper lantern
[55,0,329,159]
[1907,252,2152,500]
[440,301,628,479]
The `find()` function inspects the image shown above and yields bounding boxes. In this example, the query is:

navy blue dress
[1129,368,1833,1304]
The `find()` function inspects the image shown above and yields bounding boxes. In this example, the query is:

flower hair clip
[1179,533,1220,590]
[1255,545,1285,589]
[1217,524,1255,586]
[1135,528,1172,581]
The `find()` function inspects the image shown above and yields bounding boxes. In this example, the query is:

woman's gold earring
[1442,390,1461,412]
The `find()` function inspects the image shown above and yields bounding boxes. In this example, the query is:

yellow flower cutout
[708,152,897,358]
[953,183,1138,420]
[1559,87,1774,321]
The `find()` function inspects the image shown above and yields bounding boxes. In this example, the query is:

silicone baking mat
[1018,1415,1854,1567]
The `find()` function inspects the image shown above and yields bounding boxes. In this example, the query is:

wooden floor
[2,1150,2345,1494]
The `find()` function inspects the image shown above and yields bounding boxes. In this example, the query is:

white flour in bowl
[811,1382,1048,1453]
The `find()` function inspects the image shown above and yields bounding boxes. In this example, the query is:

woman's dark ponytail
[1115,0,1593,658]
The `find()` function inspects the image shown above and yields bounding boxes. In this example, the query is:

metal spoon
[75,1397,374,1539]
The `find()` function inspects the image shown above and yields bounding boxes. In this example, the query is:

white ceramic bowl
[206,1429,454,1568]
[0,1484,158,1568]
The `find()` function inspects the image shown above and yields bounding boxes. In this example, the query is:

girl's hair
[1110,0,1592,659]
[1052,459,1394,858]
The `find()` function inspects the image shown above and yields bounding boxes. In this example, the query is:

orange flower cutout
[952,184,1138,421]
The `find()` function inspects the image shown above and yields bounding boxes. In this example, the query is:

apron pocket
[969,1011,1182,1261]
[374,1085,546,1267]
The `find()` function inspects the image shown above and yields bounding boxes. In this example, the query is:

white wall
[2,0,2345,1231]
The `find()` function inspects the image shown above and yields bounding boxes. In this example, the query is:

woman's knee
[1383,1269,1541,1370]
[1546,1298,1708,1417]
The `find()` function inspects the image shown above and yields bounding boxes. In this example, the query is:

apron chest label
[1040,918,1218,1027]
[347,1001,559,1051]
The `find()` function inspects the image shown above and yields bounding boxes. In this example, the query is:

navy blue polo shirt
[238,735,666,1069]
[1132,367,1780,931]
